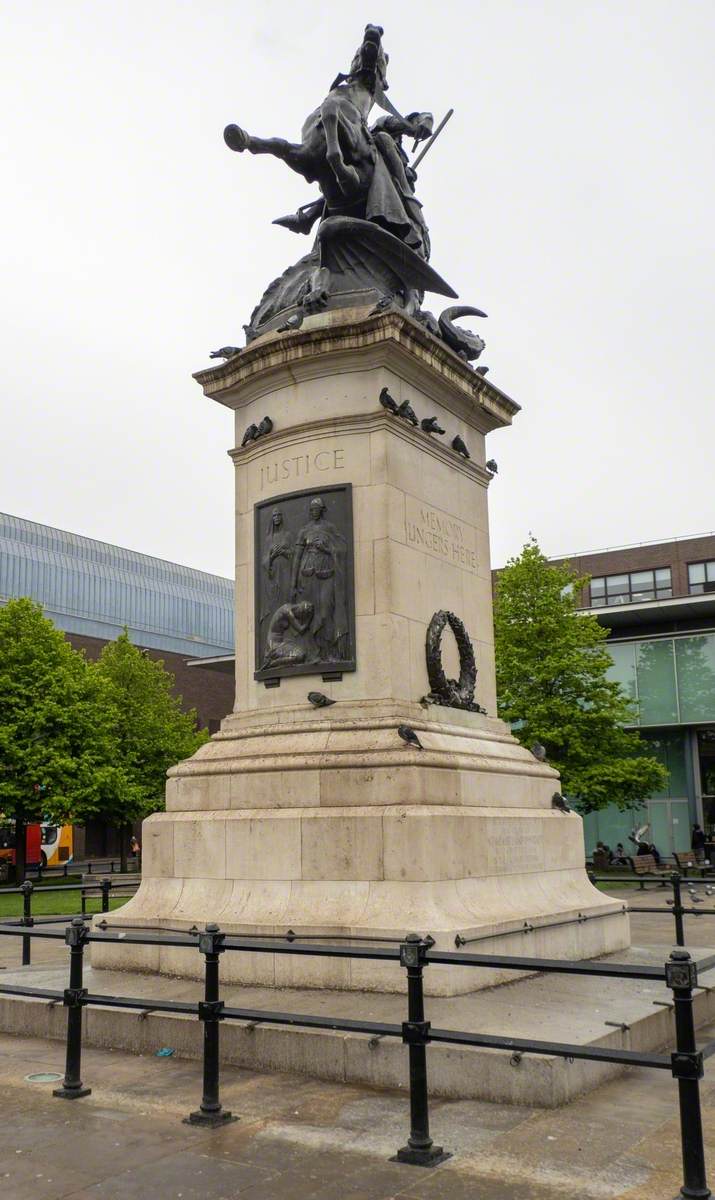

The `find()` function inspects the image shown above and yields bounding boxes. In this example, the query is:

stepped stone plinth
[93,308,629,994]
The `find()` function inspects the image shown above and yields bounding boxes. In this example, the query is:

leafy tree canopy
[0,598,138,827]
[493,539,668,812]
[93,631,208,820]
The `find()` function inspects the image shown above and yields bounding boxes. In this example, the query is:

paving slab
[0,1027,713,1199]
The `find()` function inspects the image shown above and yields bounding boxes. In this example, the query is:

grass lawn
[0,876,133,920]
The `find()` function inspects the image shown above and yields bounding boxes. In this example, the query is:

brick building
[538,533,715,856]
[0,512,235,856]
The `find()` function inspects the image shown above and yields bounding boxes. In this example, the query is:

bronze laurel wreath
[423,610,485,713]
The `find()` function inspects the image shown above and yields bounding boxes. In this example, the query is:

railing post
[666,950,711,1199]
[184,923,237,1128]
[672,873,686,948]
[392,934,449,1167]
[20,880,33,966]
[53,917,91,1100]
[100,879,111,914]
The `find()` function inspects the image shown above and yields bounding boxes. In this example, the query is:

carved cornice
[228,411,493,485]
[195,308,519,432]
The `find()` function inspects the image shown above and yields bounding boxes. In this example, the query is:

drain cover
[25,1072,63,1083]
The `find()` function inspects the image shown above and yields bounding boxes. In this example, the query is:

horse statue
[224,24,458,337]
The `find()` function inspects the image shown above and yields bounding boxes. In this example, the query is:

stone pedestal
[95,308,628,992]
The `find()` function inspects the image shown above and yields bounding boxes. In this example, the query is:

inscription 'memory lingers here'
[405,502,478,572]
[260,449,345,491]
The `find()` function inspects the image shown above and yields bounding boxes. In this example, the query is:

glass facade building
[549,535,715,858]
[0,512,234,658]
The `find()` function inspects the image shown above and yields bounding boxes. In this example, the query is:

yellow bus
[40,824,73,868]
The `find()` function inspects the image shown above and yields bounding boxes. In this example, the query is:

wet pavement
[1,1018,714,1200]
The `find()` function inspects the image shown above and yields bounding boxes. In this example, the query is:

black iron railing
[16,858,142,882]
[0,878,140,965]
[589,871,715,948]
[0,918,712,1196]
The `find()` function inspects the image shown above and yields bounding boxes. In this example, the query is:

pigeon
[379,386,399,414]
[210,346,241,360]
[486,459,498,474]
[420,417,445,435]
[369,295,394,316]
[307,692,336,708]
[396,399,419,426]
[552,793,571,813]
[398,724,423,750]
[256,416,273,438]
[451,435,470,459]
[531,742,547,762]
[241,424,259,447]
[475,366,490,376]
[277,313,303,333]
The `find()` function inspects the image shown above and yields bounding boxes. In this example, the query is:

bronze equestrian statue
[222,24,487,367]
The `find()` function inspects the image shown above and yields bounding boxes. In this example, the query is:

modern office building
[0,512,235,731]
[0,511,236,857]
[548,533,715,857]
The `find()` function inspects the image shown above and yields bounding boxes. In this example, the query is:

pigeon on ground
[486,459,498,474]
[307,692,336,708]
[396,399,419,426]
[398,725,423,750]
[531,742,547,762]
[552,793,571,813]
[451,435,470,459]
[421,417,445,435]
[256,416,273,438]
[210,346,241,360]
[379,386,399,414]
[241,424,259,447]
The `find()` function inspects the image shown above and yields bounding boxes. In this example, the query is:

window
[590,567,672,607]
[688,561,715,594]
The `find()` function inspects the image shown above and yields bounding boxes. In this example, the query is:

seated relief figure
[262,601,314,669]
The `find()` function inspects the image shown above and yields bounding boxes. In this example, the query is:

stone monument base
[93,701,629,995]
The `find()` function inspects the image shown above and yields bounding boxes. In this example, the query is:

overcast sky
[1,0,713,577]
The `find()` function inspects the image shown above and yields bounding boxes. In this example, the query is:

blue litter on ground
[155,1047,175,1057]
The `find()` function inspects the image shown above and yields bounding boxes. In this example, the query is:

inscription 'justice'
[406,505,478,572]
[260,448,345,491]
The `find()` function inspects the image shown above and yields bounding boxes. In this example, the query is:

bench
[633,854,670,887]
[674,851,714,878]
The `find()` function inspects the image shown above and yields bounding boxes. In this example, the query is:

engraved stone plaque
[254,484,356,680]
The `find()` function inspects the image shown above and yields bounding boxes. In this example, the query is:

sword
[411,108,454,169]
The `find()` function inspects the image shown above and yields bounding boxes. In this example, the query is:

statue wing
[317,217,457,299]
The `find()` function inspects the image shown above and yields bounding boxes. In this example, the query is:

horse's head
[348,24,389,94]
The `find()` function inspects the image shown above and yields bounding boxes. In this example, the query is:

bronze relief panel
[254,484,356,680]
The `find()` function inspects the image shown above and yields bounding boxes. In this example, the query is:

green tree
[0,599,137,881]
[93,632,208,867]
[493,539,668,812]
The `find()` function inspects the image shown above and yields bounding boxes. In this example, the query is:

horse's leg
[319,98,360,195]
[224,125,309,178]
